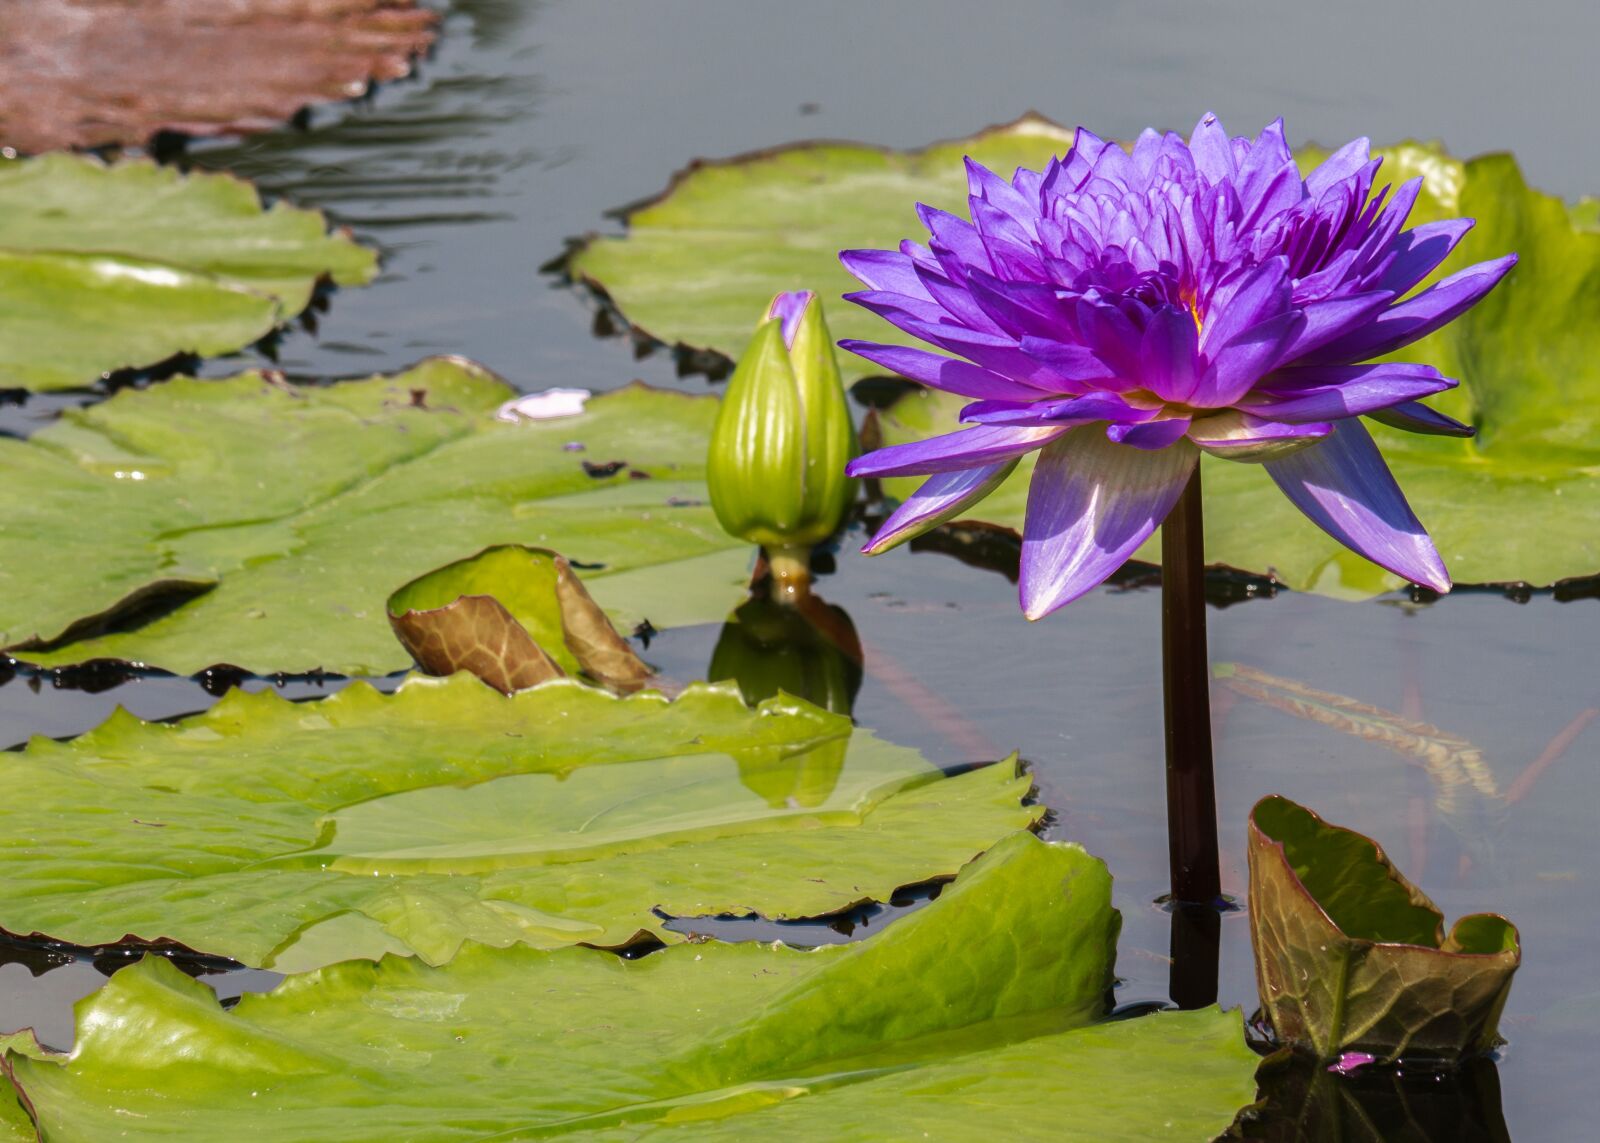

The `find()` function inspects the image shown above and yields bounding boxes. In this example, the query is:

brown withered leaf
[552,558,655,691]
[1248,795,1519,1063]
[391,595,565,696]
[388,546,654,695]
[0,0,438,154]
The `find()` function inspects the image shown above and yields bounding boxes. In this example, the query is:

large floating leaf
[566,114,1074,380]
[1248,795,1519,1063]
[0,0,437,154]
[0,833,1260,1142]
[0,673,1040,971]
[0,154,376,392]
[0,358,751,673]
[575,122,1600,590]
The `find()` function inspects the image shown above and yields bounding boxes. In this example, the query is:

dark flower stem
[1161,467,1222,907]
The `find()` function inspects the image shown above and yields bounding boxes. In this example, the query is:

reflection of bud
[710,594,863,809]
[707,291,857,586]
[709,595,862,716]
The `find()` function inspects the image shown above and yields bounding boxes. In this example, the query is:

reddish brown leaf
[0,0,438,154]
[390,595,565,697]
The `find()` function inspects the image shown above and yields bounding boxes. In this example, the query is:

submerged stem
[766,544,813,604]
[1161,467,1222,908]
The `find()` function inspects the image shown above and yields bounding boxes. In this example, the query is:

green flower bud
[707,291,858,559]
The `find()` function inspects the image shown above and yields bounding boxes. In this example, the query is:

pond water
[3,0,1599,1137]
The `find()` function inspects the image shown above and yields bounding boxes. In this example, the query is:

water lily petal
[1107,417,1192,449]
[1020,430,1197,619]
[1188,410,1331,461]
[1238,362,1454,422]
[1376,219,1475,296]
[1139,305,1201,402]
[847,424,1063,478]
[1367,399,1475,437]
[1188,112,1238,184]
[1304,255,1518,364]
[839,248,933,298]
[862,460,1020,555]
[1279,291,1394,361]
[767,291,813,349]
[1194,310,1304,407]
[1304,137,1372,199]
[961,391,1153,427]
[1263,419,1450,590]
[1198,256,1291,356]
[1018,336,1120,388]
[837,340,1048,401]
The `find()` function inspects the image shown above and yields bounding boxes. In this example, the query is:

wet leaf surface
[0,0,437,154]
[0,833,1259,1142]
[0,154,374,392]
[0,359,752,674]
[576,123,1600,592]
[0,674,1041,972]
[388,545,654,694]
[566,115,1075,381]
[1248,795,1519,1062]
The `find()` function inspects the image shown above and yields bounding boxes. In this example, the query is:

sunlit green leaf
[0,358,752,673]
[0,673,1040,971]
[567,114,1074,381]
[0,155,374,391]
[0,833,1260,1142]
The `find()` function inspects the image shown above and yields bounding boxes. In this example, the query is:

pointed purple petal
[1193,310,1304,408]
[1107,417,1192,449]
[1238,362,1454,422]
[1020,431,1197,619]
[1304,137,1372,198]
[844,289,949,331]
[1305,255,1518,364]
[1367,400,1475,437]
[1138,306,1201,401]
[1018,337,1120,389]
[837,341,1049,401]
[839,249,935,298]
[767,291,813,349]
[1188,113,1237,184]
[847,424,1063,479]
[1198,256,1291,355]
[962,391,1155,427]
[1278,291,1394,362]
[862,460,1020,555]
[1263,419,1449,590]
[1374,219,1475,296]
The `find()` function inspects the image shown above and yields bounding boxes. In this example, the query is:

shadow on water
[1243,1054,1511,1143]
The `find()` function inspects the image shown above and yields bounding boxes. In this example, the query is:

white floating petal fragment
[495,388,593,423]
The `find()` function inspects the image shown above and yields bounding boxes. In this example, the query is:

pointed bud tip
[767,291,815,350]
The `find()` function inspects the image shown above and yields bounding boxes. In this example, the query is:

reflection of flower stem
[1505,705,1598,805]
[765,544,813,603]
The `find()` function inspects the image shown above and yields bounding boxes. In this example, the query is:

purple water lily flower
[842,114,1515,619]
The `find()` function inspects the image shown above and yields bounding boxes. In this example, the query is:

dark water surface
[4,0,1599,1137]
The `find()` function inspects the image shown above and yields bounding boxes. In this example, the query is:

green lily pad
[566,114,1074,380]
[574,122,1600,591]
[0,673,1041,971]
[0,357,752,674]
[1248,795,1519,1062]
[0,154,376,391]
[0,833,1261,1142]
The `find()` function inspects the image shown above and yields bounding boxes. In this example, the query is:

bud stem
[766,544,813,604]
